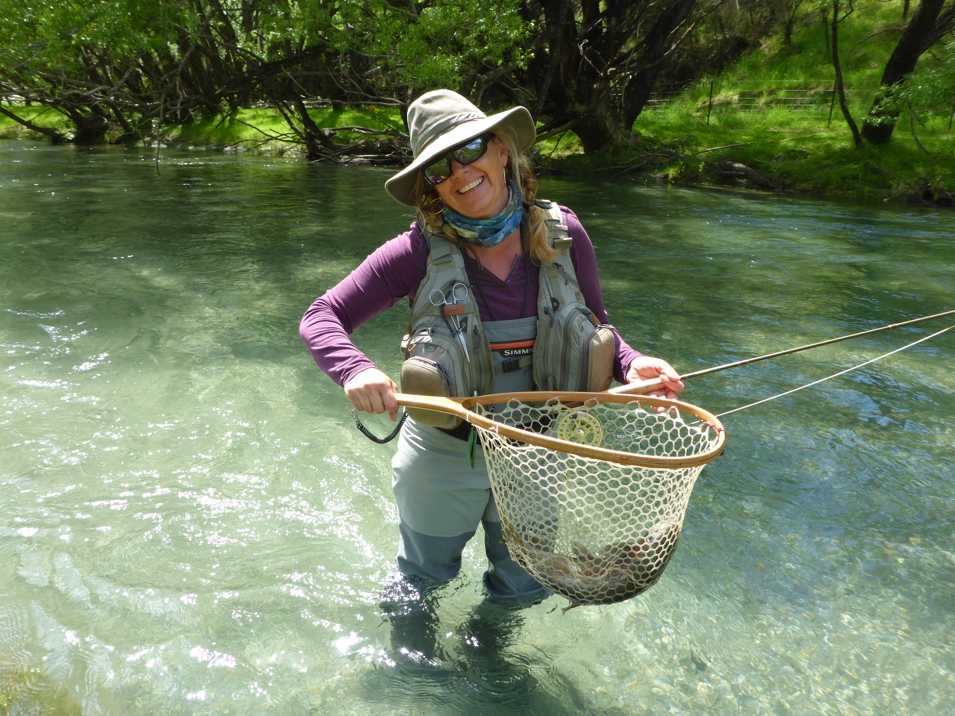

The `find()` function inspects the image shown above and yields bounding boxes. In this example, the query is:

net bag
[472,395,724,609]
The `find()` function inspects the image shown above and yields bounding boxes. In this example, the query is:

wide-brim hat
[385,89,536,206]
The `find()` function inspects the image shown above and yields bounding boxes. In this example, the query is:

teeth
[458,177,484,193]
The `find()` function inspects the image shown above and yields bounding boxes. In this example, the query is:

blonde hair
[412,129,558,265]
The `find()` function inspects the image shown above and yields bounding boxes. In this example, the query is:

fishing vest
[400,200,615,429]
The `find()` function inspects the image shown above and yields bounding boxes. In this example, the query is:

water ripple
[1,143,953,714]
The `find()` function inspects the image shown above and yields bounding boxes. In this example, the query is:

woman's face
[433,135,510,219]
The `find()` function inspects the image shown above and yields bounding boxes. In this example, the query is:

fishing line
[610,309,955,398]
[715,323,955,418]
[353,310,955,437]
[679,308,955,383]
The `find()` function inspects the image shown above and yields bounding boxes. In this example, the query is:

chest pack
[399,200,615,428]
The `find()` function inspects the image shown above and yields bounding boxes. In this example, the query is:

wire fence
[644,79,955,131]
[646,79,872,115]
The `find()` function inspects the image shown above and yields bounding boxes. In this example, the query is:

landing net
[473,396,723,609]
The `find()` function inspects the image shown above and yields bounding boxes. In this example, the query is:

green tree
[515,0,700,152]
[880,38,955,142]
[2,0,779,156]
[860,0,955,144]
[827,0,864,148]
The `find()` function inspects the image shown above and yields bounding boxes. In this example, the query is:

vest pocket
[582,324,616,392]
[536,305,614,392]
[400,329,465,428]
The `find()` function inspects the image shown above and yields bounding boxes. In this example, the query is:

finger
[656,362,680,379]
[366,389,388,415]
[355,392,375,414]
[383,388,399,422]
[345,388,364,412]
[352,385,385,415]
[659,376,685,394]
[637,363,669,380]
[650,386,679,400]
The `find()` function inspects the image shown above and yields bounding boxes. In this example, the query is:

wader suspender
[356,202,615,440]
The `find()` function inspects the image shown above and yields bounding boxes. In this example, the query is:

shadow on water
[344,577,616,716]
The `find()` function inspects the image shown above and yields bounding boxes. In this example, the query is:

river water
[1,141,953,715]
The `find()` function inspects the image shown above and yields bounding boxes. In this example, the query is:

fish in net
[472,395,724,610]
[387,390,725,610]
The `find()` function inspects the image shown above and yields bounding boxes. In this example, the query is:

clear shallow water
[1,141,953,715]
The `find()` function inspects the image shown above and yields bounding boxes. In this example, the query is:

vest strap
[402,205,613,401]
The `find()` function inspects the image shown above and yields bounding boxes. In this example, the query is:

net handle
[394,390,725,468]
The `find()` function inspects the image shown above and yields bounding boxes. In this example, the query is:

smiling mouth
[458,177,484,194]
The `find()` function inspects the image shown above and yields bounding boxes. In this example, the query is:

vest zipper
[580,326,597,391]
[408,205,611,399]
[567,309,598,390]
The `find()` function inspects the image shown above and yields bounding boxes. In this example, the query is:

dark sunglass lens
[422,135,489,184]
[423,158,451,185]
[453,136,487,164]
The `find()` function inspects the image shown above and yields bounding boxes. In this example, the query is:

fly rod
[612,308,955,396]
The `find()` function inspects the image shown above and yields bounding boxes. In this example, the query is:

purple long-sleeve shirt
[300,206,641,387]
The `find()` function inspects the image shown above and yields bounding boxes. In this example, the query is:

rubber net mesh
[474,397,721,608]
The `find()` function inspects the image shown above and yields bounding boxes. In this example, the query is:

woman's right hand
[344,368,399,421]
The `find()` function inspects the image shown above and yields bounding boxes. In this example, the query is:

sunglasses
[421,133,493,185]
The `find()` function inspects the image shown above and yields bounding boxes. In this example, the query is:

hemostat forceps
[429,281,470,362]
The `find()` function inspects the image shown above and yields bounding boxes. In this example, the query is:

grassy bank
[539,108,954,206]
[170,105,405,152]
[0,104,404,155]
[540,2,954,205]
[3,4,952,206]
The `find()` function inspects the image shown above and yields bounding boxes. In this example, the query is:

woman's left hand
[626,356,685,400]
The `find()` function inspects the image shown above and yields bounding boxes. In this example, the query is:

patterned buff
[442,181,524,248]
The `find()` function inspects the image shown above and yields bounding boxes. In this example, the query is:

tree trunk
[530,0,603,149]
[69,106,112,144]
[860,0,949,145]
[0,105,65,143]
[291,96,342,160]
[821,9,830,55]
[523,0,699,154]
[572,98,621,154]
[831,0,863,148]
[784,1,803,45]
[621,0,698,130]
[109,105,139,142]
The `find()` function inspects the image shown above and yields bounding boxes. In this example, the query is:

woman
[300,89,684,602]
